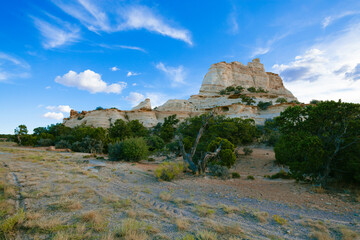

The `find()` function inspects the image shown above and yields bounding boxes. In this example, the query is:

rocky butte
[64,58,298,128]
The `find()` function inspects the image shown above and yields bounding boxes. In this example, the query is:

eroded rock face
[199,58,295,99]
[64,59,298,128]
[132,98,151,111]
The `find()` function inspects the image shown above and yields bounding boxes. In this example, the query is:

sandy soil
[0,142,359,240]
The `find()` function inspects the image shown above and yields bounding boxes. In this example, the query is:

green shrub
[269,170,292,179]
[146,135,165,152]
[231,172,240,178]
[55,140,71,149]
[121,137,149,162]
[108,142,123,161]
[219,89,226,95]
[257,101,273,110]
[155,162,184,181]
[95,106,104,110]
[240,95,256,105]
[208,164,230,179]
[247,87,256,93]
[225,86,235,92]
[0,208,25,233]
[310,99,321,104]
[247,175,255,180]
[37,138,53,147]
[243,147,253,156]
[207,137,236,168]
[276,98,287,104]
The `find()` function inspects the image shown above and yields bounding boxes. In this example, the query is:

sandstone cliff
[64,59,297,128]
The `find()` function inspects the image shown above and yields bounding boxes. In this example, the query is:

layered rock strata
[64,59,297,128]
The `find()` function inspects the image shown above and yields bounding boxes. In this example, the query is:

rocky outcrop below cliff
[64,59,298,128]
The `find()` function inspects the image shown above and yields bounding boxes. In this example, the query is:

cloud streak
[33,16,80,49]
[322,11,360,28]
[53,0,192,45]
[0,52,30,82]
[156,62,186,87]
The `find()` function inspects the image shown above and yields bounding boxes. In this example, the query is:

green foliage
[258,119,280,146]
[155,162,184,181]
[208,164,230,179]
[14,124,28,145]
[55,140,71,149]
[240,95,256,105]
[268,170,292,179]
[127,120,148,137]
[0,208,25,233]
[243,147,253,156]
[247,175,255,180]
[71,137,104,153]
[231,172,240,178]
[146,135,165,152]
[178,115,257,166]
[108,142,123,161]
[276,98,287,104]
[95,106,104,110]
[310,99,321,104]
[158,115,180,143]
[247,87,256,93]
[274,101,360,184]
[109,119,131,141]
[257,101,273,110]
[225,86,235,92]
[208,137,236,168]
[121,137,149,162]
[219,89,227,95]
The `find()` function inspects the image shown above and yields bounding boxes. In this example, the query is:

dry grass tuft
[159,191,172,201]
[339,226,359,240]
[175,218,191,231]
[204,219,243,235]
[254,211,269,223]
[115,218,155,240]
[304,219,333,240]
[196,230,218,240]
[81,210,108,232]
[49,198,83,211]
[219,204,240,214]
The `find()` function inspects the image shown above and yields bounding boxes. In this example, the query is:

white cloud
[127,71,140,77]
[227,5,238,34]
[145,92,169,107]
[55,69,127,94]
[118,6,193,45]
[45,86,51,89]
[98,44,147,53]
[272,22,360,103]
[0,52,30,82]
[126,92,145,106]
[46,105,71,113]
[322,11,360,28]
[53,0,192,45]
[111,66,120,71]
[251,47,270,57]
[156,62,186,86]
[132,83,137,86]
[251,33,289,58]
[43,112,64,120]
[33,17,80,49]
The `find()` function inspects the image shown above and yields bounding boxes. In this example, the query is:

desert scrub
[219,204,240,214]
[196,230,218,240]
[175,218,190,231]
[231,172,240,179]
[0,208,25,234]
[155,162,183,181]
[247,175,255,180]
[176,233,196,240]
[81,211,108,232]
[115,218,157,239]
[195,205,215,217]
[159,191,172,201]
[254,211,269,223]
[272,215,287,225]
[48,198,82,211]
[208,164,230,179]
[268,170,292,180]
[243,147,253,156]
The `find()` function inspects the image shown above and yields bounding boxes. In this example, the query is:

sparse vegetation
[243,147,253,155]
[155,162,184,181]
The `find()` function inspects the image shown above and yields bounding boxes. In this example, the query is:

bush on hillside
[121,137,149,162]
[208,164,230,179]
[146,135,165,152]
[207,137,236,168]
[154,162,184,181]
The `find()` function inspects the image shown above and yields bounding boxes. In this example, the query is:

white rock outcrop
[63,59,298,128]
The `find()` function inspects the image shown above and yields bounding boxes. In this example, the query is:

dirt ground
[0,142,359,240]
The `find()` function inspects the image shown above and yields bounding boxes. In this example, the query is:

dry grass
[175,218,191,231]
[254,211,269,223]
[219,204,240,214]
[304,219,333,240]
[312,186,326,194]
[49,197,83,211]
[339,226,359,240]
[24,216,65,232]
[159,191,172,201]
[196,230,218,240]
[195,204,216,217]
[81,210,108,232]
[204,219,243,235]
[115,218,157,240]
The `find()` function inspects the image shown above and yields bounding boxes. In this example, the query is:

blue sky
[1,0,360,133]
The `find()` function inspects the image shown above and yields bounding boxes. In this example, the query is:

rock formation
[63,59,297,128]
